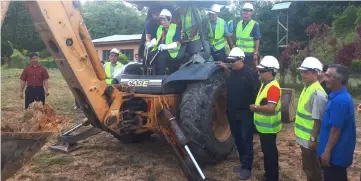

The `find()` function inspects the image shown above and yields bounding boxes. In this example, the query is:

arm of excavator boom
[1,1,124,133]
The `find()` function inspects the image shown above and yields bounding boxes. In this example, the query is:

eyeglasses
[225,57,244,63]
[258,69,270,73]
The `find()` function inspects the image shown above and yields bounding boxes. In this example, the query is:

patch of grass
[31,155,71,167]
[146,168,157,181]
[17,174,31,180]
[48,157,70,165]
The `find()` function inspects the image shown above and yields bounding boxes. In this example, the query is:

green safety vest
[236,20,256,53]
[254,80,282,133]
[294,81,326,142]
[104,62,122,84]
[207,18,225,50]
[227,18,241,34]
[180,7,200,41]
[152,24,180,58]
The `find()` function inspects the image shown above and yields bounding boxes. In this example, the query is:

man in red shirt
[20,52,49,109]
[249,56,281,181]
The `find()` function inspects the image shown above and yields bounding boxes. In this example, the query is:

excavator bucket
[1,131,53,181]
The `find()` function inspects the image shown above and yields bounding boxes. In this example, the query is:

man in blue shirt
[204,4,234,62]
[230,3,261,70]
[145,7,161,43]
[318,64,356,181]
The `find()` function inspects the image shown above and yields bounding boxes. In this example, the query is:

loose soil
[1,101,69,132]
[2,69,361,181]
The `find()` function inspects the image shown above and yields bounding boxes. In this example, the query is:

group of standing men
[17,3,358,181]
[214,3,356,181]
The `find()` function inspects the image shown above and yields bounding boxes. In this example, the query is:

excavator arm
[1,1,124,133]
[1,1,213,180]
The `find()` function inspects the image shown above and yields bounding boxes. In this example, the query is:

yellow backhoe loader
[1,1,295,180]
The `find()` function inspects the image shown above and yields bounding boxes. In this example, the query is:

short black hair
[322,64,328,72]
[29,52,39,59]
[328,64,349,85]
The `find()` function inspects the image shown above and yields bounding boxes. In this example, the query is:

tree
[82,1,146,39]
[1,1,45,57]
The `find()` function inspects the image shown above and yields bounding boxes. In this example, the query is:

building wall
[94,42,139,62]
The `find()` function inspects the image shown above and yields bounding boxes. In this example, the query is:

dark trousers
[244,55,254,70]
[154,51,180,75]
[210,48,226,62]
[323,163,348,181]
[300,146,323,181]
[25,87,45,109]
[260,133,279,181]
[228,110,254,170]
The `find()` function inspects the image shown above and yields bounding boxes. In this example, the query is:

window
[102,50,110,61]
[121,49,134,61]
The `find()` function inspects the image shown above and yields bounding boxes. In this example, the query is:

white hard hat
[159,9,172,18]
[298,57,323,72]
[228,47,245,59]
[110,48,119,55]
[209,4,221,14]
[257,56,280,70]
[243,3,254,11]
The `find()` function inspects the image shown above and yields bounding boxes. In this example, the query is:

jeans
[260,133,279,181]
[228,110,254,170]
[322,163,348,181]
[210,47,226,62]
[300,146,323,181]
[244,55,254,70]
[153,51,180,75]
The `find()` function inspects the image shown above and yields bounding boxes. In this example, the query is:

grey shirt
[296,88,328,148]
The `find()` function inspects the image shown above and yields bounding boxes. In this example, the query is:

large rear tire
[179,73,234,164]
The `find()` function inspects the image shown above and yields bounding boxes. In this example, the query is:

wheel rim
[212,92,231,142]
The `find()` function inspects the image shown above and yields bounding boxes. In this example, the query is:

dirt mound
[1,102,69,132]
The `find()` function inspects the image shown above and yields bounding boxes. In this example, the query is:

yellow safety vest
[105,62,122,84]
[152,24,180,58]
[180,7,200,41]
[254,80,282,133]
[207,18,225,50]
[236,20,256,53]
[294,81,326,142]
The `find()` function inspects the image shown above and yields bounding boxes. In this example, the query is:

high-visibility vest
[294,81,326,142]
[180,7,200,41]
[236,20,256,53]
[152,24,180,58]
[104,62,122,84]
[207,18,225,50]
[254,80,282,133]
[227,18,241,33]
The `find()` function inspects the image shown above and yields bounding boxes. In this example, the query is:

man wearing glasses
[217,47,260,180]
[249,56,281,181]
[147,9,181,75]
[231,3,261,70]
[295,57,328,181]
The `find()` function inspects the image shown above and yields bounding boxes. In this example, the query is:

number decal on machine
[127,80,150,87]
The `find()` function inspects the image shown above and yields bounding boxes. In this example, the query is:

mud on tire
[179,73,234,164]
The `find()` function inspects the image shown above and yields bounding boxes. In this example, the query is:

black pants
[154,51,180,75]
[228,110,254,170]
[323,163,348,181]
[260,133,279,181]
[210,47,226,62]
[244,55,254,70]
[25,87,45,109]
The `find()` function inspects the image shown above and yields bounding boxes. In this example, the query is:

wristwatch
[254,105,257,110]
[310,136,316,142]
